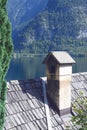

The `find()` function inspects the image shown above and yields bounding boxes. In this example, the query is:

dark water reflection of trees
[6,55,87,81]
[73,56,87,73]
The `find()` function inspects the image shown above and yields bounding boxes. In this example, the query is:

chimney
[43,51,75,116]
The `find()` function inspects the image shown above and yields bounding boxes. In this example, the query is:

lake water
[6,55,87,81]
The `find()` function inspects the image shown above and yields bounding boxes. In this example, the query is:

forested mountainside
[7,0,87,55]
[7,0,48,29]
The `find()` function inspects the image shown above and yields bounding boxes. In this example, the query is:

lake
[6,55,87,81]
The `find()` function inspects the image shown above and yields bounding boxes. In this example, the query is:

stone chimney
[43,51,75,116]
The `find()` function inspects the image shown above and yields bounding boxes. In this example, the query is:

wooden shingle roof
[4,72,87,130]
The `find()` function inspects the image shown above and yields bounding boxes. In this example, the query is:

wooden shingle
[4,73,87,130]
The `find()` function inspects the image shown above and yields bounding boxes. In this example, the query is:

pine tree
[0,0,13,129]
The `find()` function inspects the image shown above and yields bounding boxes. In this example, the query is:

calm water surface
[6,55,87,81]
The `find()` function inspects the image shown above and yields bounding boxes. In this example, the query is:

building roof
[4,72,87,130]
[43,51,76,64]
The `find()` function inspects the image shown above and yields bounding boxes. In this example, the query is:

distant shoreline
[13,53,47,58]
[13,52,87,58]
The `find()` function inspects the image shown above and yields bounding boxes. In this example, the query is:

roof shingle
[4,73,87,130]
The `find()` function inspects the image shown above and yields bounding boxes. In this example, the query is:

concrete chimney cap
[43,51,76,64]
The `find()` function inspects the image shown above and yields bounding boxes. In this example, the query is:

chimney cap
[43,51,75,64]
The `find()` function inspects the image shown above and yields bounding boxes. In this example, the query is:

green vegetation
[66,92,87,130]
[14,0,87,56]
[0,0,13,129]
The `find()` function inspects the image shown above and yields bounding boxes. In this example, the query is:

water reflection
[6,55,46,81]
[73,56,87,73]
[6,55,87,81]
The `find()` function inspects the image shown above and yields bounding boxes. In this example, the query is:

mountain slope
[7,0,48,29]
[7,0,87,55]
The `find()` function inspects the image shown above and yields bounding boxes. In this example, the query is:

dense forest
[8,0,87,56]
[0,0,13,129]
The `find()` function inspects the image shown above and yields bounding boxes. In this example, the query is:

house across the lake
[4,51,87,130]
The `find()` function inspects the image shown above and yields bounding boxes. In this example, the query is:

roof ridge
[41,77,52,130]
